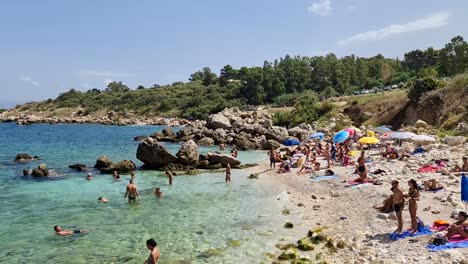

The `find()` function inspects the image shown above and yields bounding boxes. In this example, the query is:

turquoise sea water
[0,123,283,263]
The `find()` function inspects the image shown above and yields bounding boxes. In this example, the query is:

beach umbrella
[309,132,324,140]
[380,133,392,139]
[283,139,300,146]
[412,135,436,142]
[358,137,380,145]
[351,127,362,133]
[373,126,393,134]
[345,128,355,136]
[388,132,414,140]
[462,172,468,212]
[333,131,349,143]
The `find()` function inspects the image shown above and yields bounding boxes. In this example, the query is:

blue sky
[1,0,467,107]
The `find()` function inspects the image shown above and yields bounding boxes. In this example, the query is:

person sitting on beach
[382,144,395,158]
[86,173,93,181]
[98,197,108,203]
[314,162,321,171]
[445,211,468,240]
[423,179,444,191]
[54,225,87,236]
[153,187,163,197]
[296,164,313,175]
[277,162,291,173]
[145,238,161,264]
[324,169,334,176]
[124,179,140,202]
[452,156,468,175]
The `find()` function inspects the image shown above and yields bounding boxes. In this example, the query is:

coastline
[251,144,468,263]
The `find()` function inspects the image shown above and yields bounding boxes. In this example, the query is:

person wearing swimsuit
[357,151,367,182]
[407,179,420,233]
[145,238,160,264]
[391,180,405,234]
[124,179,140,203]
[54,225,87,236]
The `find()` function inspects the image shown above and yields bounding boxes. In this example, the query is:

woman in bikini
[407,179,420,233]
[445,211,468,240]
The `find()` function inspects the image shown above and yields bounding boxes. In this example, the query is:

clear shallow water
[0,123,282,263]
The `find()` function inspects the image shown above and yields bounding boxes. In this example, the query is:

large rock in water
[94,155,113,169]
[197,137,215,146]
[14,153,37,162]
[176,140,199,166]
[31,164,49,177]
[206,114,231,129]
[101,160,136,174]
[69,164,87,171]
[136,137,177,169]
[233,135,256,150]
[207,152,241,167]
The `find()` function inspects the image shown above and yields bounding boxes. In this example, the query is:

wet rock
[137,137,177,169]
[31,163,49,177]
[207,152,241,167]
[101,160,136,174]
[14,153,38,162]
[68,164,87,171]
[185,169,200,175]
[94,155,113,169]
[176,140,199,166]
[133,135,147,141]
[278,247,298,260]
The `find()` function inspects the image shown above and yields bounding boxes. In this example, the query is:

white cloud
[19,76,40,86]
[307,0,332,16]
[338,12,450,46]
[74,69,132,77]
[104,79,113,85]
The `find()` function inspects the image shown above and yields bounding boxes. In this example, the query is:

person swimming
[98,197,108,203]
[153,187,163,197]
[145,238,160,264]
[53,225,87,236]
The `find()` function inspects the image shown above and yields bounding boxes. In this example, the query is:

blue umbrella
[309,132,325,140]
[283,139,300,146]
[333,131,349,143]
[462,172,468,212]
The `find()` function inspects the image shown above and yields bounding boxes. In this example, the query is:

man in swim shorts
[53,225,87,236]
[124,179,140,202]
[145,238,160,264]
[391,180,405,234]
[268,147,276,170]
[357,151,367,181]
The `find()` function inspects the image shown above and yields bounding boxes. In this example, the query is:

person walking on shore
[145,238,160,264]
[391,180,405,234]
[408,179,420,233]
[225,163,231,182]
[124,179,140,203]
[268,147,276,170]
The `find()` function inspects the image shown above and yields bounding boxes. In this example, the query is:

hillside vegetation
[8,36,468,125]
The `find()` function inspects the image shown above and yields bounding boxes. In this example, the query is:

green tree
[105,81,129,92]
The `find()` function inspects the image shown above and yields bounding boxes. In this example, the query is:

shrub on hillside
[407,77,439,103]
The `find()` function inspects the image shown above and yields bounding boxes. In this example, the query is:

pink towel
[449,235,468,243]
[431,225,448,231]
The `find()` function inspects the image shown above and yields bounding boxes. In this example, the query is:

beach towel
[347,179,372,186]
[351,183,372,189]
[390,226,432,241]
[431,225,449,231]
[417,164,444,173]
[311,175,338,182]
[426,187,444,193]
[427,235,468,251]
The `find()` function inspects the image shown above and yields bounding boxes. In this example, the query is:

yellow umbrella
[359,137,380,145]
[367,131,375,137]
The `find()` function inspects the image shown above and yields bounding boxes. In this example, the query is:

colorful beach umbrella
[373,126,393,134]
[283,139,300,146]
[345,128,355,136]
[333,131,349,143]
[358,137,380,145]
[309,132,325,140]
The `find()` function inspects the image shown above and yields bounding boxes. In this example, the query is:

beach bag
[434,220,450,226]
[433,237,448,246]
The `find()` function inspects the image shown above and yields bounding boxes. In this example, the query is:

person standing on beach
[166,170,173,185]
[268,147,276,170]
[145,238,160,264]
[324,144,331,168]
[357,151,367,182]
[124,179,140,203]
[225,163,231,182]
[391,180,405,234]
[408,179,420,233]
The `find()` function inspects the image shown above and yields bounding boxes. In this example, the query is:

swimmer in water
[98,197,108,203]
[53,225,87,236]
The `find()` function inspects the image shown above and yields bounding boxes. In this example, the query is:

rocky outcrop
[233,135,256,150]
[136,137,177,169]
[14,153,38,162]
[206,114,231,129]
[176,140,199,166]
[68,164,87,171]
[442,136,466,146]
[94,156,113,169]
[206,152,241,167]
[31,164,49,177]
[261,139,281,150]
[414,119,428,129]
[266,126,289,142]
[100,160,136,174]
[197,137,214,146]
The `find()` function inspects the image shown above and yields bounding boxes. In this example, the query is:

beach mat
[311,175,338,182]
[390,226,432,241]
[427,236,468,251]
